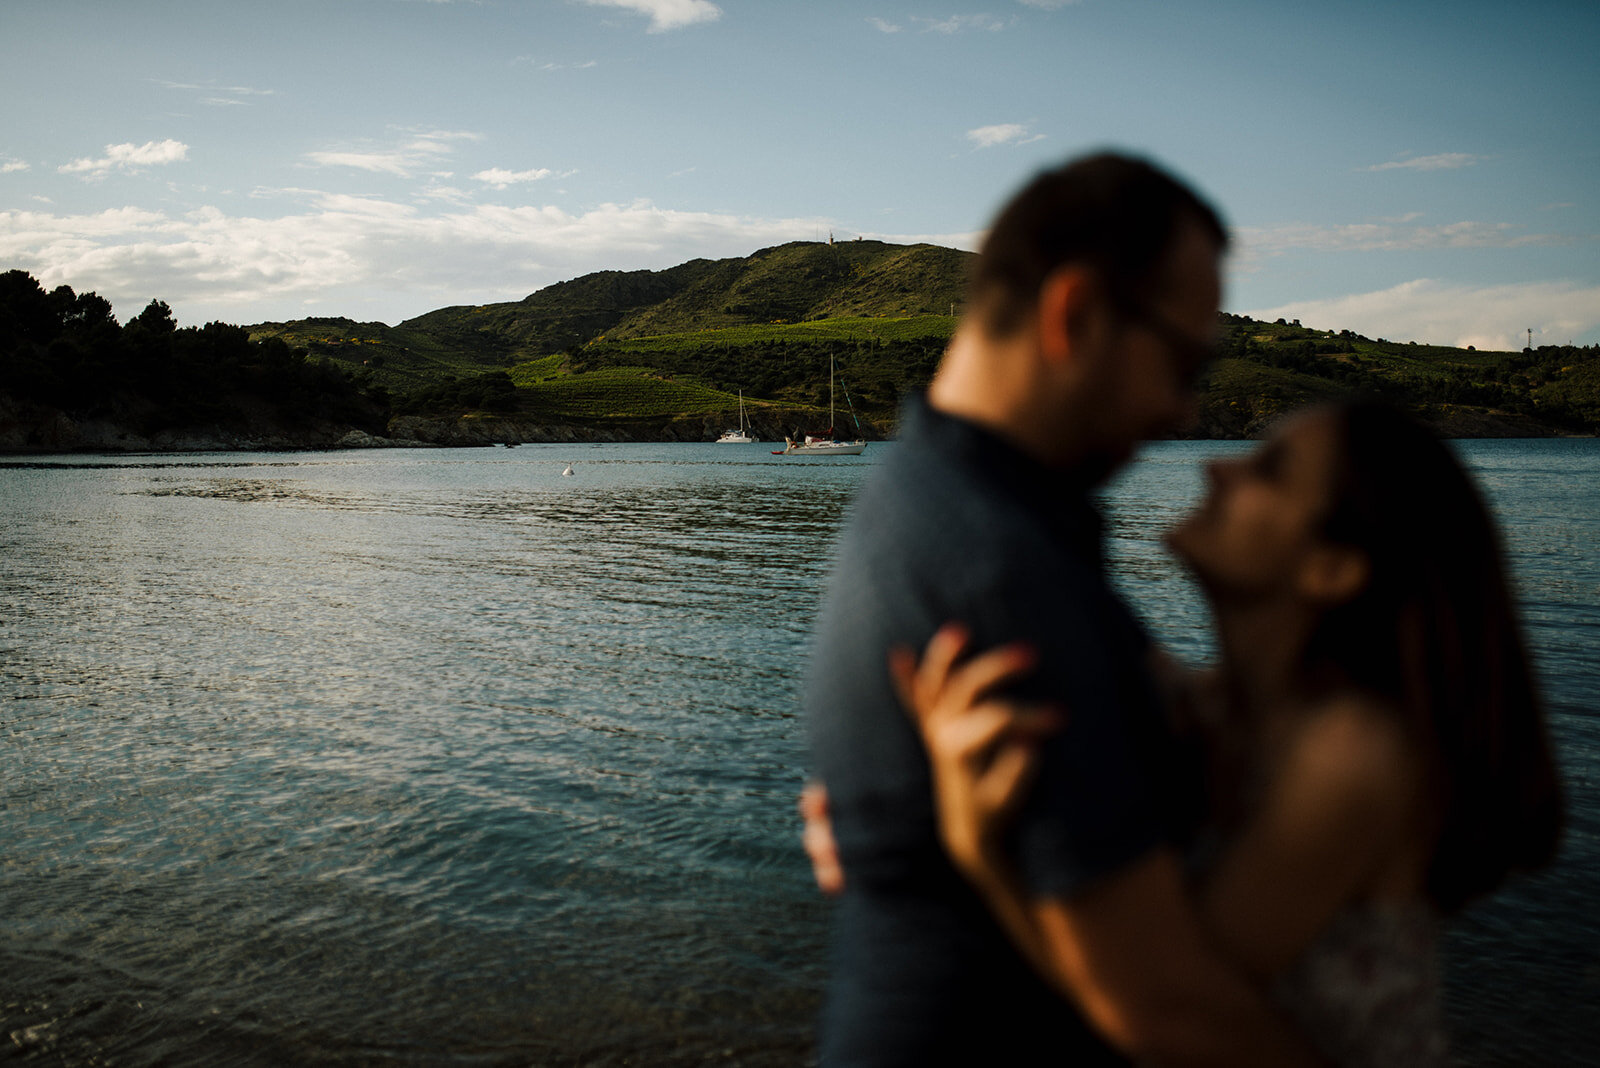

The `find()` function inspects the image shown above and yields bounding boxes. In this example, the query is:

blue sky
[2,0,1596,350]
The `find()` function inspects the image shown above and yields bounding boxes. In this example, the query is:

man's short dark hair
[969,152,1229,337]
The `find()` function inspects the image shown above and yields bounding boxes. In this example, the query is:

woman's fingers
[926,700,1026,769]
[975,734,1047,824]
[925,705,1059,871]
[901,623,971,722]
[929,701,1060,785]
[938,641,1038,714]
[917,622,971,692]
[798,781,844,896]
[892,622,1038,731]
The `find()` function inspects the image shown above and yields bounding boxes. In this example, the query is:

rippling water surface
[2,440,1596,1065]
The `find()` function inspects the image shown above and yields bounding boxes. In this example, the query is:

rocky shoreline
[0,398,1580,454]
[0,400,890,453]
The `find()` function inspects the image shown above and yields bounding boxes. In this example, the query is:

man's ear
[1297,544,1370,606]
[1035,265,1107,368]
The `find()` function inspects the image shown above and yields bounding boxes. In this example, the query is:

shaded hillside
[398,259,723,359]
[1194,315,1599,438]
[0,271,388,452]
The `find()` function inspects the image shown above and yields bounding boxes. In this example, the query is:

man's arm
[1027,848,1324,1067]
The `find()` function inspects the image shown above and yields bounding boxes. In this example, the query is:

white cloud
[515,57,600,70]
[0,196,833,326]
[305,130,481,177]
[966,123,1043,149]
[154,80,276,105]
[2,161,30,174]
[417,184,475,204]
[1362,152,1486,172]
[59,140,190,178]
[305,150,415,176]
[155,80,274,96]
[867,17,901,33]
[916,14,1009,33]
[581,0,721,33]
[1243,279,1600,351]
[473,167,556,189]
[1238,218,1565,259]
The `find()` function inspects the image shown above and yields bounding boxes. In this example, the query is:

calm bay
[2,439,1596,1065]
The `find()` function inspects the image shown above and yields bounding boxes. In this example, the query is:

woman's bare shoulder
[1278,694,1420,819]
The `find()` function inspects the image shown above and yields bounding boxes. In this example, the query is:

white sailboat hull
[775,438,865,456]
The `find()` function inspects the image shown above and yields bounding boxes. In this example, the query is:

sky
[2,0,1596,351]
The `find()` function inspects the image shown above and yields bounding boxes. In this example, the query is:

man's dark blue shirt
[805,396,1197,1066]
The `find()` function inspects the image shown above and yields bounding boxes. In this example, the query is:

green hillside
[245,238,1599,438]
[245,241,966,430]
[6,242,1597,450]
[309,239,969,372]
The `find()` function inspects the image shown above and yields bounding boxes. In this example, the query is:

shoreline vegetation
[4,243,1597,453]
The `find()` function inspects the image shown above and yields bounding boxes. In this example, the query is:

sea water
[1,440,1595,1065]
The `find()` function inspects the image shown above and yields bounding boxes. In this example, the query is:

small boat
[716,391,757,444]
[775,355,866,456]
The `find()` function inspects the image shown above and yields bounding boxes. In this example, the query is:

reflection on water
[2,440,1596,1065]
[2,445,867,1065]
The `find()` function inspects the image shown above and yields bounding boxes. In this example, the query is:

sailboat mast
[829,355,836,429]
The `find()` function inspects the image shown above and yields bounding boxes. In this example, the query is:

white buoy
[562,463,574,477]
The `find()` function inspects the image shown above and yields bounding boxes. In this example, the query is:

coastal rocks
[0,393,383,453]
[383,414,735,445]
[0,401,160,451]
[335,428,432,449]
[1423,406,1562,438]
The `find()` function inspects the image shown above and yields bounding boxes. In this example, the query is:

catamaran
[775,355,866,456]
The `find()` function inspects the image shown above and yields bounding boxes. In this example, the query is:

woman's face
[1166,409,1345,601]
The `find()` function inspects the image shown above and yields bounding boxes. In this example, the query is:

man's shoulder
[849,430,1062,566]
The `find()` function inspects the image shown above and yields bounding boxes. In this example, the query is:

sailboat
[775,355,866,456]
[716,391,757,443]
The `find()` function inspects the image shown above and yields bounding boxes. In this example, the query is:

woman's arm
[902,630,1421,986]
[897,628,1327,1065]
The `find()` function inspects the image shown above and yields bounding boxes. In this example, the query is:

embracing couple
[802,153,1562,1066]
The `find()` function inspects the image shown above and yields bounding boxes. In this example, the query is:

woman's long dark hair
[1303,401,1562,913]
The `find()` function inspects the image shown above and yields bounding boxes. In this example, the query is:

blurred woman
[879,401,1562,1065]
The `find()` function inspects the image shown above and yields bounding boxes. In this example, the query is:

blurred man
[804,153,1318,1066]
